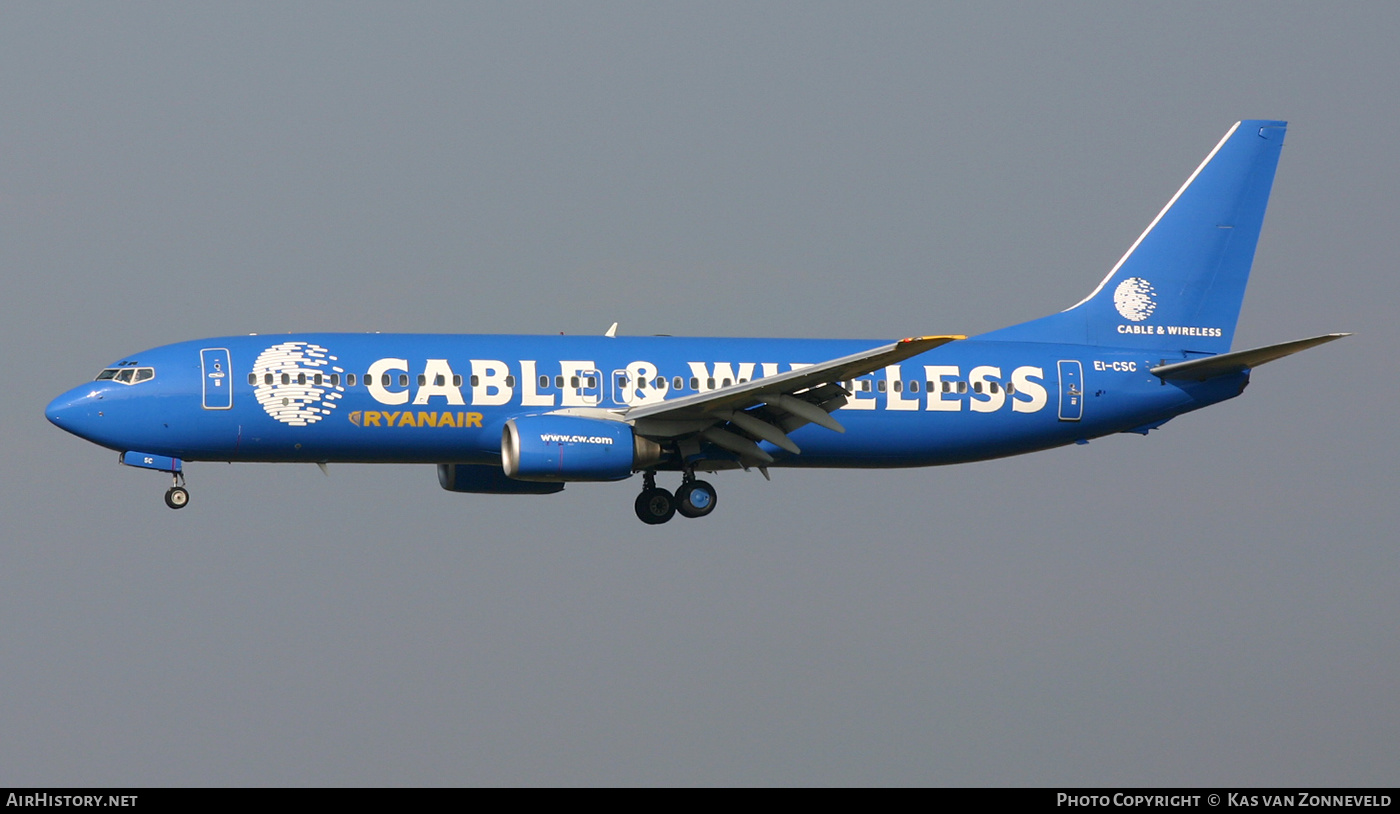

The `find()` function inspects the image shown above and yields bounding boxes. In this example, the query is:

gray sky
[3,2,1396,786]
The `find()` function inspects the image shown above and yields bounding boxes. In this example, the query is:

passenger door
[201,348,233,410]
[1057,359,1083,421]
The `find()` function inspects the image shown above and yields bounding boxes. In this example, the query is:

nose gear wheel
[164,473,189,510]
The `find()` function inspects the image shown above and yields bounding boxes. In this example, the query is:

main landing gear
[164,472,189,510]
[634,471,717,525]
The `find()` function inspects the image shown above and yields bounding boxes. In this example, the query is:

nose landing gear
[164,472,189,510]
[118,453,189,510]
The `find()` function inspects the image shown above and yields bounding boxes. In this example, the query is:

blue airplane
[46,120,1346,524]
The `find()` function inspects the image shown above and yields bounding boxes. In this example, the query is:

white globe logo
[252,341,345,426]
[1113,277,1157,322]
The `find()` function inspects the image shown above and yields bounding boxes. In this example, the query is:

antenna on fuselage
[604,322,618,338]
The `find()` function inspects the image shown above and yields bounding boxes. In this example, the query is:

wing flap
[622,335,962,466]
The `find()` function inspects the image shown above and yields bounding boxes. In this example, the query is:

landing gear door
[201,348,233,410]
[1057,359,1083,422]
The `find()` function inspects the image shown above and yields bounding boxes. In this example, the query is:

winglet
[893,334,967,360]
[900,334,966,346]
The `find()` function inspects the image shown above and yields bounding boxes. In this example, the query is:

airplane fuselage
[47,333,1244,469]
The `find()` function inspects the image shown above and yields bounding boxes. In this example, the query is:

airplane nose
[46,392,75,427]
[45,394,70,426]
[45,386,104,439]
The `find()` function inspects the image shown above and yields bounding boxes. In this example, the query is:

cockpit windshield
[94,366,156,385]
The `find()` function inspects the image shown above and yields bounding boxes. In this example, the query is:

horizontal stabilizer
[1151,333,1350,381]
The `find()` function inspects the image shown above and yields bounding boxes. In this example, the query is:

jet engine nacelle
[502,415,662,482]
[438,462,565,494]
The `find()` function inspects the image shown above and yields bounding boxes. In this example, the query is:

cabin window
[398,374,409,388]
[988,382,998,394]
[506,375,516,387]
[471,375,480,387]
[94,369,119,381]
[453,375,462,387]
[347,373,357,387]
[636,377,646,390]
[115,369,134,383]
[721,378,732,388]
[585,376,596,388]
[877,380,887,393]
[555,375,564,388]
[539,375,549,389]
[909,380,920,393]
[656,377,667,390]
[330,374,340,386]
[418,374,427,387]
[314,374,323,386]
[248,373,257,385]
[673,376,683,390]
[958,381,968,394]
[571,376,580,389]
[973,381,982,393]
[1006,383,1015,395]
[282,373,291,385]
[861,380,872,392]
[264,373,274,385]
[381,374,391,387]
[706,378,716,389]
[689,377,699,390]
[134,368,154,383]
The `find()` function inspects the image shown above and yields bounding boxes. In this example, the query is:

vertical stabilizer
[979,120,1287,354]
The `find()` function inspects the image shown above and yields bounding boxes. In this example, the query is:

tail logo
[1114,277,1157,322]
